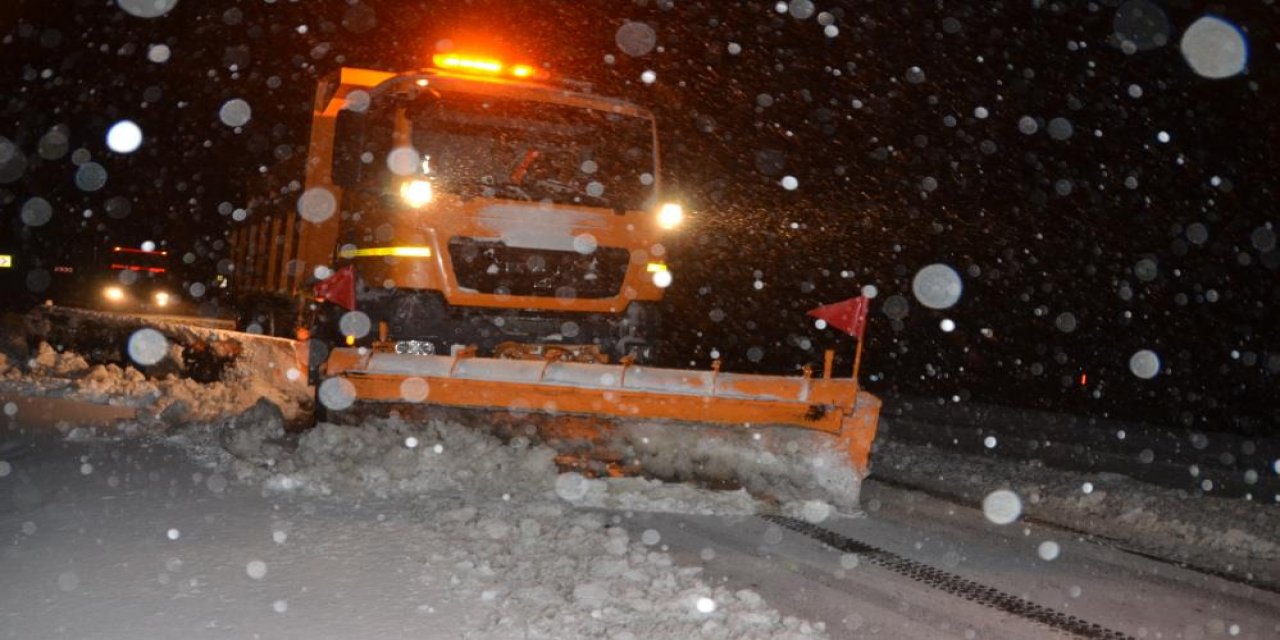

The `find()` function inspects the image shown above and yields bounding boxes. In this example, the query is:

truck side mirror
[331,109,366,187]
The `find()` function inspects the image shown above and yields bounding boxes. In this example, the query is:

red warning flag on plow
[314,265,356,311]
[808,296,870,340]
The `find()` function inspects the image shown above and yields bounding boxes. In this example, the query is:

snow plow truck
[227,53,881,508]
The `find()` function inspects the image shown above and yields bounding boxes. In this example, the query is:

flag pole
[852,335,864,392]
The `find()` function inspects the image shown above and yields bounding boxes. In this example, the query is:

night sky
[1,0,1277,433]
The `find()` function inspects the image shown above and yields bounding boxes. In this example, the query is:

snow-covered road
[5,419,1277,639]
[3,318,1278,638]
[2,431,479,639]
[1,418,828,639]
[623,481,1280,639]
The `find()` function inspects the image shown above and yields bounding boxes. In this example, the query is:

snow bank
[873,439,1280,585]
[612,421,862,511]
[557,473,760,515]
[1,309,309,424]
[435,506,825,639]
[211,409,768,516]
[199,409,825,638]
[883,394,1279,500]
[2,346,305,424]
[226,414,559,500]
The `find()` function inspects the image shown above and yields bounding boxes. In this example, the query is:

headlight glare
[400,179,433,208]
[657,202,684,230]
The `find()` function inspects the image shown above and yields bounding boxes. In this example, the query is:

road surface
[3,413,1276,639]
[621,480,1280,638]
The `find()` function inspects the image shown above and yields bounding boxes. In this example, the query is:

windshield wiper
[529,179,613,208]
[482,177,534,201]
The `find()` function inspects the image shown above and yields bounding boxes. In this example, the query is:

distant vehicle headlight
[657,202,684,230]
[103,286,125,301]
[399,179,433,208]
[154,291,170,307]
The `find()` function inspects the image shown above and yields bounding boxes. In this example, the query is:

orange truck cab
[231,55,683,362]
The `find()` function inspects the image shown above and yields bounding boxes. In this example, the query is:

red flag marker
[809,296,871,384]
[314,265,357,311]
[807,296,870,340]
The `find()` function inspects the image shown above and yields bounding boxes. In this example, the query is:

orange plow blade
[320,348,880,508]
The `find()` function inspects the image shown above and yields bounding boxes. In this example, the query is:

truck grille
[448,238,630,299]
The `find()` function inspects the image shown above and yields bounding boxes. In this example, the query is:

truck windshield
[405,92,656,211]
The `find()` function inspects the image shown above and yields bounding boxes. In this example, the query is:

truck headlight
[154,292,170,307]
[400,179,433,208]
[103,286,125,301]
[657,202,684,230]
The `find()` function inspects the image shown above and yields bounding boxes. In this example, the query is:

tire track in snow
[762,515,1134,640]
[870,475,1280,595]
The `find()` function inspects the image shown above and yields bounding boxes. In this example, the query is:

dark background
[1,0,1276,433]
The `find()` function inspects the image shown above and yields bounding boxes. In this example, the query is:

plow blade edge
[321,348,881,508]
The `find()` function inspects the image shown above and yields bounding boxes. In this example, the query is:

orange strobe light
[433,54,503,74]
[432,54,544,80]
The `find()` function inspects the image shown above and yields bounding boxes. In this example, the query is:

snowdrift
[1,307,309,425]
